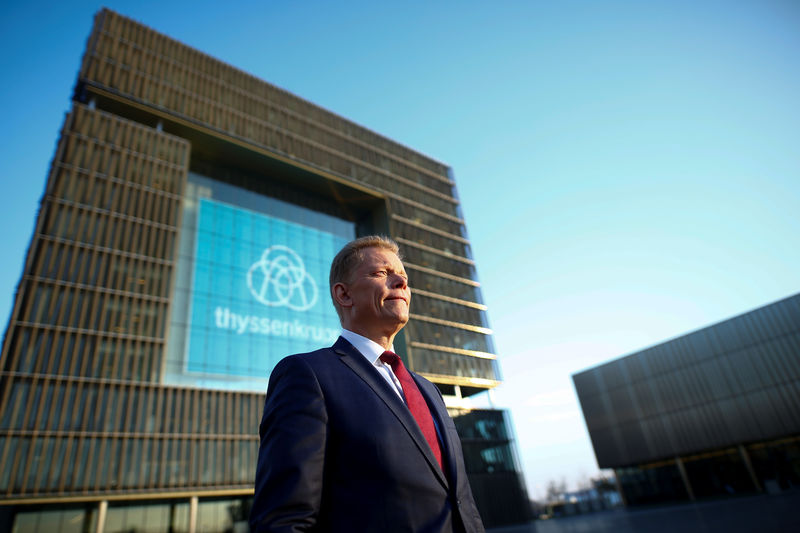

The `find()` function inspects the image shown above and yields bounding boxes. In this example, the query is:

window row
[410,292,488,330]
[42,202,177,259]
[15,283,169,338]
[391,201,466,240]
[0,434,257,494]
[67,105,188,176]
[31,238,172,297]
[403,247,475,283]
[406,267,483,305]
[411,348,497,382]
[0,378,263,435]
[395,220,471,261]
[50,161,181,226]
[405,320,493,354]
[2,328,162,381]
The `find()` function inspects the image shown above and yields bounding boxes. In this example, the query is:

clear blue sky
[1,0,799,499]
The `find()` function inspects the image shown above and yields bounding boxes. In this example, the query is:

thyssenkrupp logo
[246,245,318,311]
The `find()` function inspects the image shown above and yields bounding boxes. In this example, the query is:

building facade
[0,9,529,532]
[573,293,800,506]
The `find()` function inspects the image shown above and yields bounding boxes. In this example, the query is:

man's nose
[390,273,407,289]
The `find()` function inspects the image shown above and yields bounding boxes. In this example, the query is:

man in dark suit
[250,236,485,533]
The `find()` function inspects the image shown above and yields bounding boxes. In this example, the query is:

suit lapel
[333,337,449,488]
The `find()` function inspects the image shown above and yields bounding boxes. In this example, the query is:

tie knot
[380,351,400,367]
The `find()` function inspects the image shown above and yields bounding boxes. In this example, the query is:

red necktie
[380,351,443,470]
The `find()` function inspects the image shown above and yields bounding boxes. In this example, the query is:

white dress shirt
[339,329,445,451]
[340,329,405,399]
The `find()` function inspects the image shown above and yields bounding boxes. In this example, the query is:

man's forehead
[361,247,403,267]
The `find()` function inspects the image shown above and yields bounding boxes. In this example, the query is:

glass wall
[682,448,757,498]
[748,436,800,492]
[195,497,251,533]
[105,501,189,533]
[164,173,355,391]
[9,505,96,533]
[616,463,689,505]
[4,497,250,533]
[452,409,531,526]
[455,409,517,473]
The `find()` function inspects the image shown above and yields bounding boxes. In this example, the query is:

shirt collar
[340,329,393,365]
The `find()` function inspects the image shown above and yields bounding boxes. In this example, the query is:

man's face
[344,247,411,334]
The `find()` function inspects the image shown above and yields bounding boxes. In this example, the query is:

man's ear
[332,282,352,309]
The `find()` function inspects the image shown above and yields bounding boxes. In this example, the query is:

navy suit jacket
[250,337,485,533]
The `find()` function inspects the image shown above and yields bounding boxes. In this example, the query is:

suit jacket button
[456,499,461,506]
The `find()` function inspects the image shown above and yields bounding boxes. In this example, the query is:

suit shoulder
[274,346,337,372]
[265,347,337,398]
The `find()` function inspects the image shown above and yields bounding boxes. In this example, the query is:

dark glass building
[573,293,800,506]
[0,9,530,532]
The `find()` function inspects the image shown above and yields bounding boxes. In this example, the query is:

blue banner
[186,198,347,378]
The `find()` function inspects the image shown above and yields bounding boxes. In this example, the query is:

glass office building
[0,9,530,531]
[573,293,800,506]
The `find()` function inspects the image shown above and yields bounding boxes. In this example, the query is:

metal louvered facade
[573,293,800,506]
[0,8,529,531]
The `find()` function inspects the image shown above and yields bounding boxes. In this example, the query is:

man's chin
[385,313,409,328]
